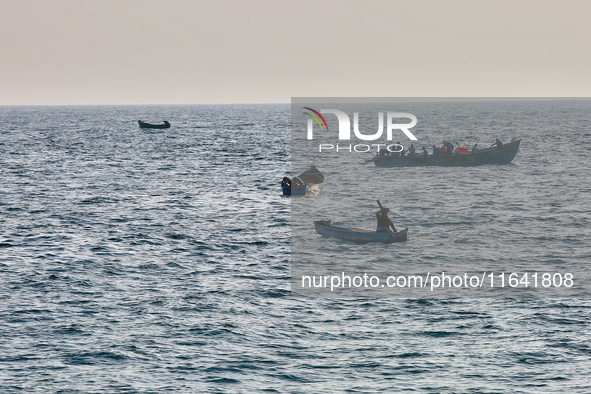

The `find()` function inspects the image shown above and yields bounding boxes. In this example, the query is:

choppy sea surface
[1,102,590,393]
[290,100,591,299]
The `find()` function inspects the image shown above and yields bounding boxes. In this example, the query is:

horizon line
[2,97,591,107]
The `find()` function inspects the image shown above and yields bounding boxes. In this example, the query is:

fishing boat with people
[314,200,408,243]
[138,120,171,129]
[281,161,324,196]
[371,138,521,167]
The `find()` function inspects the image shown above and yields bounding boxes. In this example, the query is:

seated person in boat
[406,143,416,156]
[376,207,397,233]
[443,141,454,155]
[378,147,389,156]
[471,143,478,153]
[490,138,503,148]
[431,145,440,156]
[422,146,429,156]
[395,142,403,157]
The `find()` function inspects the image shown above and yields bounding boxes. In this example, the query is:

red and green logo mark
[303,107,329,132]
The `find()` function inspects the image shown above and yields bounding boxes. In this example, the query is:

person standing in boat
[376,207,397,233]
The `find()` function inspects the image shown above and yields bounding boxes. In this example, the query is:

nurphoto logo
[303,107,418,153]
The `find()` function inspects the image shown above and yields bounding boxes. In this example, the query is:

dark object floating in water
[372,138,521,167]
[282,164,324,196]
[314,220,408,244]
[138,120,171,129]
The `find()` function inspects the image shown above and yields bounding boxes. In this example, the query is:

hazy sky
[1,0,590,105]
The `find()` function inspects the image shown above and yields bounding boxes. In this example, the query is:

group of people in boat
[378,138,504,158]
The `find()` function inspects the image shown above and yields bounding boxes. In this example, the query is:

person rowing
[376,200,397,233]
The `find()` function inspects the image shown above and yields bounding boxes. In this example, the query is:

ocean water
[291,100,591,299]
[1,102,590,393]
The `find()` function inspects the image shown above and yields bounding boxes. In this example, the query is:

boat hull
[283,186,306,196]
[373,139,520,167]
[314,221,408,243]
[138,120,171,129]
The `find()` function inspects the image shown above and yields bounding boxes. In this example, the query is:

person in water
[376,207,397,233]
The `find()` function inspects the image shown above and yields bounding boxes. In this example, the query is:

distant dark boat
[138,120,171,129]
[372,139,521,167]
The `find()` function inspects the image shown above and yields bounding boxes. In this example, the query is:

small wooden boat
[138,120,171,129]
[282,164,324,196]
[372,138,520,167]
[314,220,408,243]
